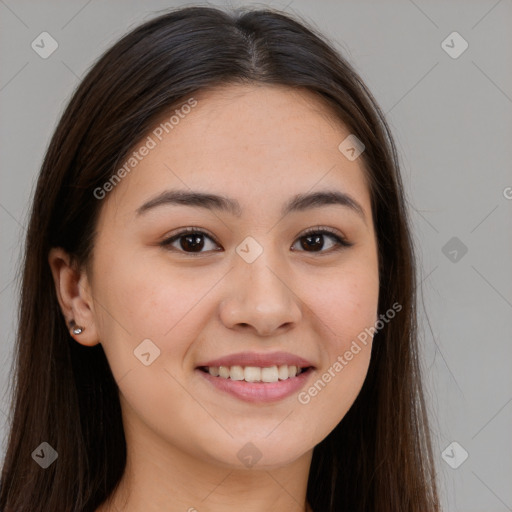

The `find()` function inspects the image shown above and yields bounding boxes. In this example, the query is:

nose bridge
[237,237,291,304]
[219,235,302,334]
[250,263,289,310]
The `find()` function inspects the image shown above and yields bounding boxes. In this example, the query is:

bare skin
[49,84,380,512]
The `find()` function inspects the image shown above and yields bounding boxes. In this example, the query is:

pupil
[302,234,323,251]
[182,234,204,252]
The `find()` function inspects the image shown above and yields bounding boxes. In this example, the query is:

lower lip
[196,368,314,403]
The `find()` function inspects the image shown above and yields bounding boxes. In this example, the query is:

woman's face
[82,84,379,469]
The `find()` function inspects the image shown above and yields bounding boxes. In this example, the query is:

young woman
[0,6,440,512]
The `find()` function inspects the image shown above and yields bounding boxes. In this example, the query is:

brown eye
[292,229,352,253]
[160,229,221,254]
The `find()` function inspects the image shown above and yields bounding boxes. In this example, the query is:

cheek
[91,256,225,452]
[294,263,378,428]
[92,252,225,381]
[96,252,221,338]
[306,262,379,349]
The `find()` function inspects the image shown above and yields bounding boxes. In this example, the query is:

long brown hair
[0,6,440,511]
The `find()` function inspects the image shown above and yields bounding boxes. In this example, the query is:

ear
[48,247,100,347]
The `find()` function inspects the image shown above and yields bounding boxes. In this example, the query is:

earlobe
[48,247,100,347]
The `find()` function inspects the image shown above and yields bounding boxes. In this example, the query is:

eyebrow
[136,189,367,223]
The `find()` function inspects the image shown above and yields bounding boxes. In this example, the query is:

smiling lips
[195,351,315,402]
[196,351,315,369]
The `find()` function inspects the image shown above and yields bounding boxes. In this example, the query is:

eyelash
[159,226,353,255]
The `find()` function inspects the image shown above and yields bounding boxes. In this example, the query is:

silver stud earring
[69,319,85,335]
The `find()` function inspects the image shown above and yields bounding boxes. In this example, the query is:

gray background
[1,0,511,510]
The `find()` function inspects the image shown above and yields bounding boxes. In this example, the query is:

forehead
[100,84,373,223]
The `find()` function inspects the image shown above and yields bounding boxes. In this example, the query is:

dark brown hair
[0,6,439,511]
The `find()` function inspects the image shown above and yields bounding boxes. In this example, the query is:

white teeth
[204,364,304,382]
[261,366,278,383]
[244,366,261,382]
[278,364,289,380]
[218,366,230,379]
[229,365,244,381]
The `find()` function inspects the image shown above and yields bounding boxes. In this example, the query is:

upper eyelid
[166,227,220,244]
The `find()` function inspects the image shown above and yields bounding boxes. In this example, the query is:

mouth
[196,364,315,403]
[194,351,316,402]
[197,364,314,383]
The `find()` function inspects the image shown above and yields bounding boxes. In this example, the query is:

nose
[219,253,303,337]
